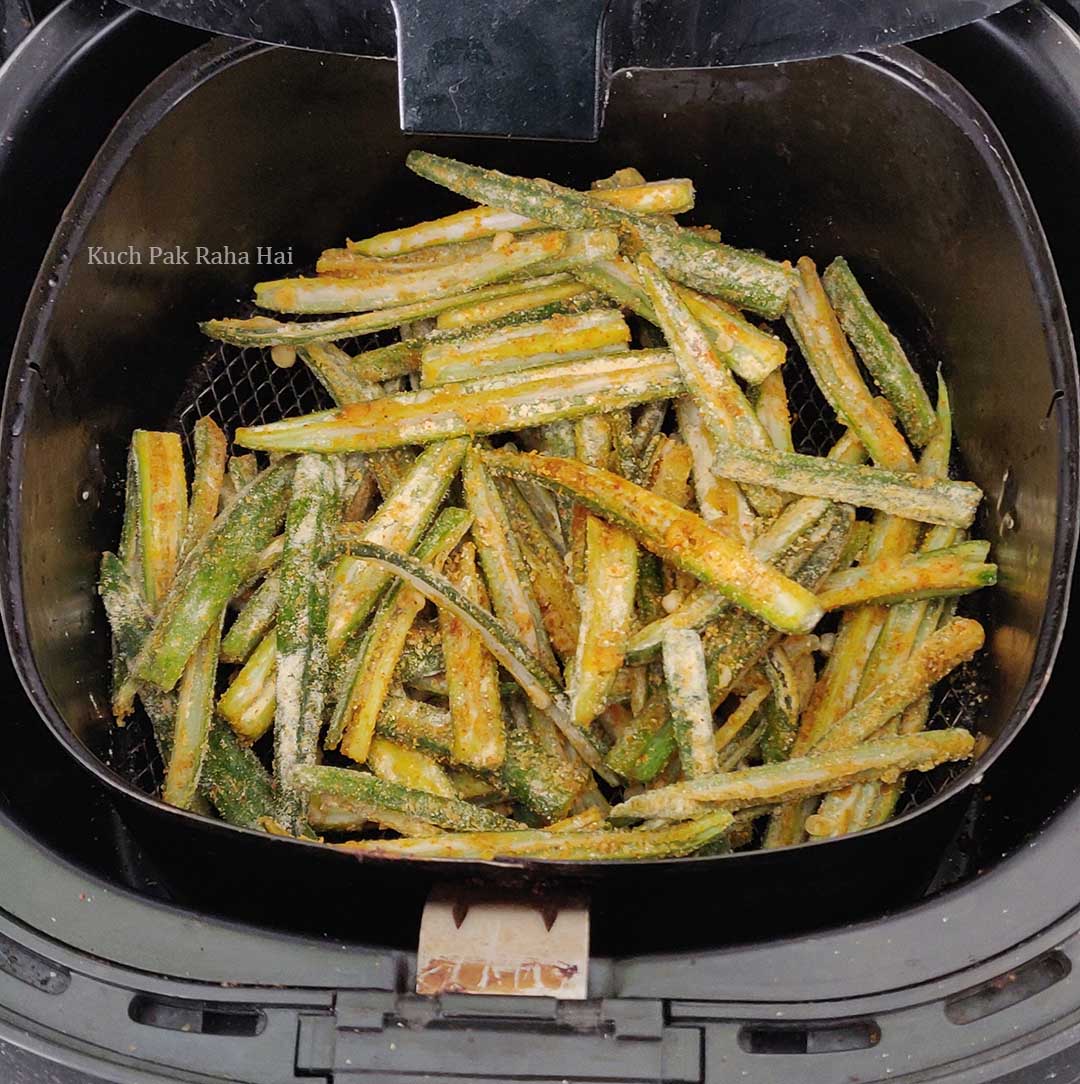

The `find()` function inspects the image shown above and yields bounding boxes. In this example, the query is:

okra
[307,792,442,837]
[274,455,339,828]
[709,442,981,527]
[237,350,681,454]
[339,809,734,861]
[759,645,801,763]
[297,341,387,405]
[815,542,996,611]
[181,418,227,558]
[786,257,915,470]
[220,574,279,664]
[218,628,276,741]
[329,437,468,652]
[713,683,771,757]
[293,764,517,832]
[406,152,793,317]
[132,460,294,691]
[422,308,630,386]
[501,706,586,822]
[201,275,575,347]
[609,729,975,820]
[395,622,446,684]
[462,447,558,675]
[811,618,984,753]
[318,235,500,276]
[823,257,937,447]
[332,507,473,762]
[350,178,694,257]
[132,430,188,611]
[484,449,824,634]
[226,454,259,495]
[367,737,459,798]
[437,281,595,330]
[255,231,570,314]
[570,514,639,729]
[751,369,794,453]
[662,629,719,777]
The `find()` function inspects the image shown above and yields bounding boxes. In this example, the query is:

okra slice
[786,257,915,471]
[307,792,442,837]
[709,442,981,527]
[235,350,682,454]
[406,152,793,317]
[823,257,937,448]
[815,542,996,611]
[750,369,794,453]
[759,644,801,763]
[131,430,188,611]
[367,737,459,798]
[496,477,580,659]
[482,449,824,635]
[297,341,388,405]
[293,765,518,832]
[318,235,499,275]
[713,683,771,758]
[439,542,507,772]
[501,707,586,822]
[332,507,471,761]
[220,574,279,664]
[274,455,339,827]
[462,447,558,675]
[182,417,227,558]
[338,809,734,861]
[329,437,468,652]
[201,275,575,347]
[255,230,569,314]
[422,308,630,386]
[395,623,445,685]
[132,460,294,690]
[437,281,595,330]
[811,618,984,753]
[609,729,975,820]
[226,454,259,494]
[349,179,693,257]
[218,628,276,741]
[570,515,639,729]
[662,629,719,778]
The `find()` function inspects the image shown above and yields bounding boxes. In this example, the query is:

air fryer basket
[2,38,1075,886]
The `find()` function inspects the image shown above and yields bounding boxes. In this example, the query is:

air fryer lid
[114,0,1017,138]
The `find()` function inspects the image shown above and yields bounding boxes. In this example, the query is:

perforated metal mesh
[107,315,989,823]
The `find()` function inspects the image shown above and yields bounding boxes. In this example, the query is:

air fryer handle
[391,0,611,139]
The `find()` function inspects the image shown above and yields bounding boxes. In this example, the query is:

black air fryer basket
[3,2,1080,1081]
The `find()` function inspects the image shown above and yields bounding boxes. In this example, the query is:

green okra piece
[811,617,985,753]
[234,350,683,454]
[500,709,587,823]
[330,507,472,760]
[274,455,339,827]
[131,430,188,612]
[569,513,639,729]
[604,691,671,781]
[496,476,580,660]
[483,449,824,635]
[395,622,445,684]
[329,437,468,652]
[759,644,801,764]
[318,235,500,275]
[421,308,630,387]
[131,460,294,691]
[99,552,285,830]
[406,152,793,317]
[338,809,735,861]
[823,257,937,448]
[350,178,694,256]
[200,275,576,347]
[298,341,387,404]
[339,541,615,782]
[750,368,794,453]
[632,400,669,459]
[786,256,916,471]
[376,694,453,760]
[462,446,559,676]
[254,230,571,314]
[607,409,642,483]
[226,454,259,494]
[709,442,981,528]
[293,764,518,832]
[836,519,871,570]
[436,280,597,329]
[218,628,276,741]
[220,574,280,664]
[307,792,442,837]
[367,737,459,798]
[626,494,835,664]
[662,628,719,778]
[182,417,227,559]
[815,542,996,611]
[609,729,976,821]
[118,444,141,580]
